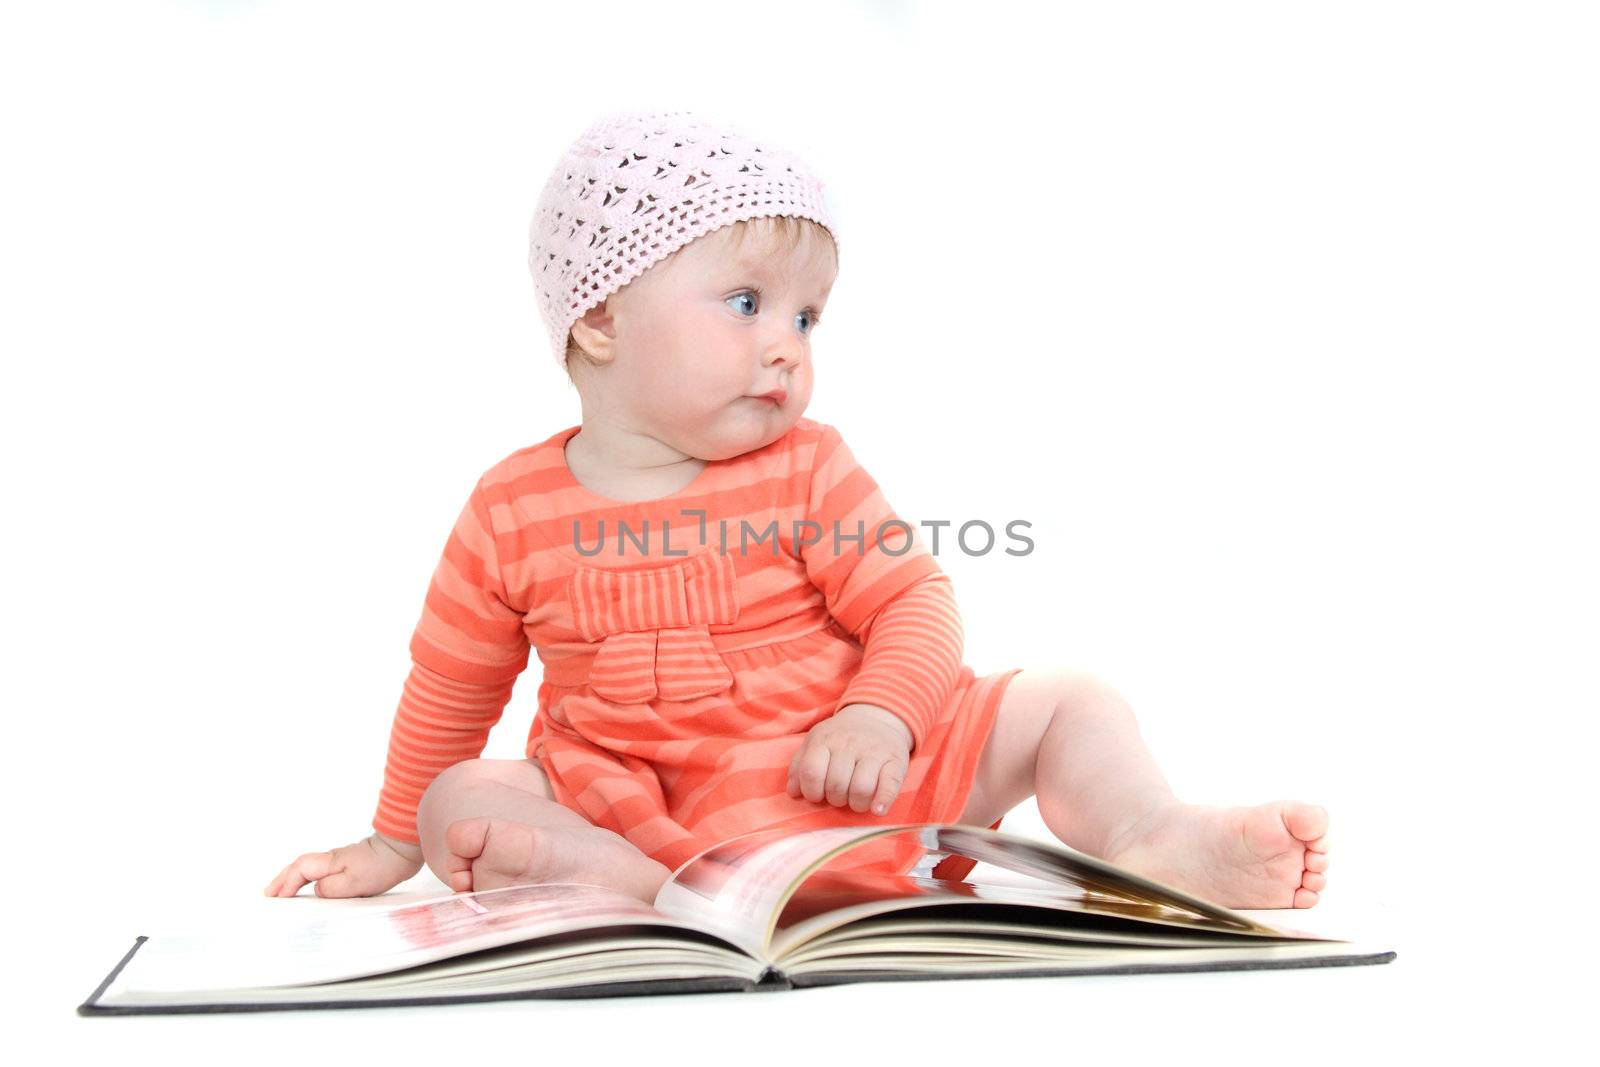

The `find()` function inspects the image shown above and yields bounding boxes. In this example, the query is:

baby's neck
[566,426,706,500]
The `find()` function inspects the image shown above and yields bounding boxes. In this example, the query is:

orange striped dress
[371,417,1022,881]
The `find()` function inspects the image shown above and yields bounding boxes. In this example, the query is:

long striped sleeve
[370,476,532,843]
[833,574,964,755]
[371,664,516,843]
[801,425,961,753]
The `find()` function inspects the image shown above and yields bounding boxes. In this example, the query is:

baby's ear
[569,301,619,364]
[576,299,614,334]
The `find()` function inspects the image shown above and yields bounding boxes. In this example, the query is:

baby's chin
[679,400,805,461]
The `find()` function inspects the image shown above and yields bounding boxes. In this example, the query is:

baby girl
[265,111,1329,909]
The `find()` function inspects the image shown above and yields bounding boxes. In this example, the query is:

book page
[767,865,1303,961]
[921,826,1270,927]
[654,824,931,959]
[112,882,729,994]
[654,821,1330,965]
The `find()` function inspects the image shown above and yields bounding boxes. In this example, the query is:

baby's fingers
[824,751,858,808]
[850,758,903,816]
[263,851,339,898]
[872,762,905,816]
[789,742,834,804]
[847,757,884,813]
[263,858,310,897]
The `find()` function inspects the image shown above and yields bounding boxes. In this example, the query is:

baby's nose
[763,343,802,367]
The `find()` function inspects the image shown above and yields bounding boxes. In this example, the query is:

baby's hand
[263,833,424,898]
[787,703,912,816]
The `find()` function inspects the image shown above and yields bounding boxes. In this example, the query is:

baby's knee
[418,759,490,816]
[416,760,511,852]
[414,761,494,879]
[416,758,587,851]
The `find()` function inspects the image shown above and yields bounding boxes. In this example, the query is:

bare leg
[960,668,1330,909]
[416,758,673,904]
[1029,672,1185,858]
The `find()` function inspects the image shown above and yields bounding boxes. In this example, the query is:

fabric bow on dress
[568,549,741,704]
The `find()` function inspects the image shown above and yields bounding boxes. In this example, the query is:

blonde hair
[563,215,838,383]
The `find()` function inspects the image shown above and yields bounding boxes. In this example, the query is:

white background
[5,0,1594,1061]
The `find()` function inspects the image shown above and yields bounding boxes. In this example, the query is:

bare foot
[1104,801,1329,909]
[443,817,672,905]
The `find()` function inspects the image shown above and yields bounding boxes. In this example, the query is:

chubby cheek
[625,339,720,408]
[639,359,707,405]
[658,320,746,395]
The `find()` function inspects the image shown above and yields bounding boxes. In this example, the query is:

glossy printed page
[106,882,715,995]
[923,825,1282,933]
[654,824,935,959]
[767,865,1302,962]
[656,821,1331,966]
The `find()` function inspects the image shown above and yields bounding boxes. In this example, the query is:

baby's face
[583,220,836,461]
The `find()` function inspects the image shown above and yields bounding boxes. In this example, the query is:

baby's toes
[1292,886,1320,909]
[466,819,542,891]
[439,817,495,893]
[445,817,493,865]
[1282,803,1329,846]
[1302,871,1327,893]
[1305,850,1330,874]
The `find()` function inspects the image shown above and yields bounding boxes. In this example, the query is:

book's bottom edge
[79,951,1395,1014]
[783,949,1398,989]
[78,975,762,1015]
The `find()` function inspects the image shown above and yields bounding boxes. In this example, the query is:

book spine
[753,966,793,991]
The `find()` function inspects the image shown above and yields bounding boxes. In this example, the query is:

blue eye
[726,287,820,335]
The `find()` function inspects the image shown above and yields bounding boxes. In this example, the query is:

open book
[80,823,1394,1014]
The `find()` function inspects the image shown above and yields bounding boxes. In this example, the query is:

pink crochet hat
[528,110,840,368]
